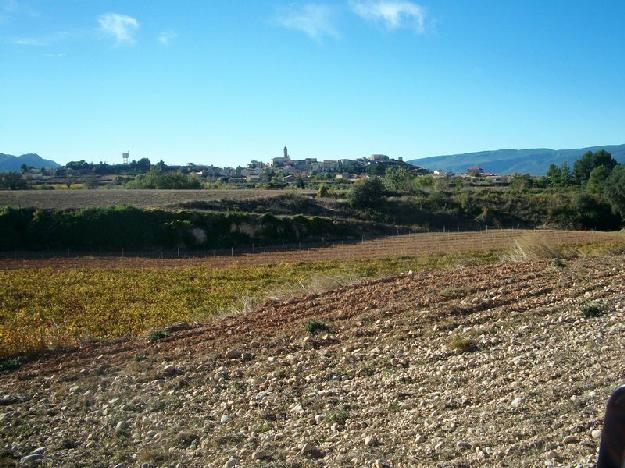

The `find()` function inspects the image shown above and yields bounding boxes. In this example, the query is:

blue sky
[1,0,624,166]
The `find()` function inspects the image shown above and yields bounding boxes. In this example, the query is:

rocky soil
[2,255,625,467]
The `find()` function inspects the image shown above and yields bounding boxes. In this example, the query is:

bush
[581,303,604,318]
[0,172,27,190]
[349,177,386,209]
[327,407,350,426]
[127,169,201,189]
[304,319,329,335]
[147,329,170,342]
[447,333,479,353]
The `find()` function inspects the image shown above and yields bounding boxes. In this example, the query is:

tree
[586,165,611,195]
[136,158,151,173]
[384,166,413,193]
[126,168,201,189]
[573,150,617,185]
[0,173,28,190]
[349,177,386,209]
[317,184,329,198]
[546,164,559,186]
[604,165,625,220]
[558,161,571,186]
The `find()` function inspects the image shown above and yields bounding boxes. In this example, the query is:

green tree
[604,165,625,220]
[136,158,151,173]
[558,161,571,186]
[546,164,559,186]
[384,166,413,193]
[0,173,28,190]
[573,150,617,185]
[317,184,329,198]
[127,168,201,189]
[349,177,386,209]
[586,165,611,195]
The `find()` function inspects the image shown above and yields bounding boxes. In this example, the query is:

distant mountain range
[0,153,60,172]
[407,144,625,175]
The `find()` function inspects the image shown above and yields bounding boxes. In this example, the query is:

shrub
[349,177,386,209]
[447,333,479,353]
[327,408,349,426]
[317,184,329,198]
[0,355,24,372]
[581,303,605,318]
[304,319,329,335]
[127,169,201,189]
[147,329,170,343]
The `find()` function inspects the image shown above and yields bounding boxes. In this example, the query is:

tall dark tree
[573,150,617,185]
[604,165,625,220]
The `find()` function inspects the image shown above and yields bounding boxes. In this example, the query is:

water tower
[122,152,130,165]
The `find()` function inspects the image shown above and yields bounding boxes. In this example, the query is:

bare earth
[2,255,624,466]
[0,189,292,210]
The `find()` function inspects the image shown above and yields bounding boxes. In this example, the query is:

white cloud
[158,30,177,45]
[9,31,70,47]
[350,1,426,32]
[275,4,339,41]
[98,13,139,45]
[10,37,47,46]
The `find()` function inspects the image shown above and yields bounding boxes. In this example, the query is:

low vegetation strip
[0,228,621,268]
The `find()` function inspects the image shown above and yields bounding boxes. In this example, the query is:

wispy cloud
[350,1,426,32]
[10,37,48,46]
[98,13,139,45]
[1,0,39,23]
[275,4,339,41]
[44,52,66,58]
[9,31,71,47]
[158,30,177,45]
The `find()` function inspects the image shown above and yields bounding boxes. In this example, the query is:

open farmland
[1,253,624,466]
[0,188,298,210]
[0,230,623,357]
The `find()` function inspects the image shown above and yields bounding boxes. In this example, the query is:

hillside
[2,254,623,466]
[0,153,60,172]
[408,144,625,175]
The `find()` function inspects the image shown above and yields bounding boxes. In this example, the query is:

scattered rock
[224,457,238,468]
[364,435,379,447]
[252,449,272,461]
[301,443,325,459]
[225,349,242,360]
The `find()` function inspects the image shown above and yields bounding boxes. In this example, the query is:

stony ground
[2,255,624,467]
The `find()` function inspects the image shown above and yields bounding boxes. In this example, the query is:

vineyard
[0,229,623,358]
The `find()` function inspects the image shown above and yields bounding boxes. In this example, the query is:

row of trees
[348,149,625,224]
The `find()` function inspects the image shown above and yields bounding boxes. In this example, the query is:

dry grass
[447,333,479,353]
[505,233,566,261]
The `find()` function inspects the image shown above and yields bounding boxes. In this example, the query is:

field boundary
[1,229,622,268]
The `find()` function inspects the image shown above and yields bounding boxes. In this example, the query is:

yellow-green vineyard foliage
[0,252,498,357]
